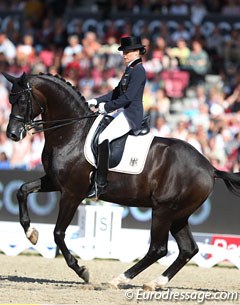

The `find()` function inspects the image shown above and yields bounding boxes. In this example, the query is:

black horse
[3,72,240,290]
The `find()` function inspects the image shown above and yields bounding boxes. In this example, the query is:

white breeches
[98,111,131,144]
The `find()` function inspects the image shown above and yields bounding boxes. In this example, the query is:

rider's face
[123,49,140,64]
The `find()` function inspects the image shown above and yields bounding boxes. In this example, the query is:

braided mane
[38,72,85,100]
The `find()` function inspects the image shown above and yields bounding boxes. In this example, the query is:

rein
[29,113,98,134]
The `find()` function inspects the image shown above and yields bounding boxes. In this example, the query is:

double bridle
[9,81,98,134]
[9,82,45,130]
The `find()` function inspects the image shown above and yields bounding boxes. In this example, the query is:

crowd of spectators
[0,0,240,172]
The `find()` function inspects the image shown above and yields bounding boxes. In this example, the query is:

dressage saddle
[91,115,150,168]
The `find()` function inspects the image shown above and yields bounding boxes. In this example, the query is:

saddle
[91,115,150,168]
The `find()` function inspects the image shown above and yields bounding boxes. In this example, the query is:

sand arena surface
[0,254,239,305]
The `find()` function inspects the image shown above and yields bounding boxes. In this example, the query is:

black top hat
[118,36,145,51]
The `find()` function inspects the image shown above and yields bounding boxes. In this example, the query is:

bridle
[9,81,98,134]
[9,81,45,131]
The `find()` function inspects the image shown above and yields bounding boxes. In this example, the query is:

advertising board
[0,169,239,234]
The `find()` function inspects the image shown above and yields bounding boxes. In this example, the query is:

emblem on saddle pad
[130,157,138,167]
[84,115,154,175]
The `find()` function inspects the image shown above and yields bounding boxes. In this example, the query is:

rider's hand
[87,98,97,108]
[98,103,107,114]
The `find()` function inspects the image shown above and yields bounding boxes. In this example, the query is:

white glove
[98,102,107,114]
[87,98,97,108]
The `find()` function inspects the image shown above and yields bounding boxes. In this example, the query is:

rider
[87,35,147,199]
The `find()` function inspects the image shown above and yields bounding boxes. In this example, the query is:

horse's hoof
[80,266,90,283]
[143,276,168,291]
[108,273,130,289]
[26,227,39,245]
[107,279,119,289]
[143,282,156,291]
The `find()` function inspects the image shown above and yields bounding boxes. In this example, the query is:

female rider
[87,36,147,199]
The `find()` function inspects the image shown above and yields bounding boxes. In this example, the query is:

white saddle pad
[84,115,154,175]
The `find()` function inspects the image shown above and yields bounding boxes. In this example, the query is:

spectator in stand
[10,136,32,170]
[147,87,170,127]
[186,129,203,153]
[0,80,10,117]
[171,119,189,141]
[61,34,82,68]
[226,83,240,113]
[0,31,16,64]
[151,115,171,137]
[205,135,227,170]
[151,36,170,70]
[16,34,35,69]
[223,29,240,64]
[98,35,122,69]
[154,88,170,116]
[166,38,190,68]
[141,36,163,78]
[64,54,82,86]
[183,39,210,86]
[209,89,227,118]
[30,132,44,169]
[0,151,10,169]
[191,103,210,132]
[82,31,101,60]
[0,127,13,161]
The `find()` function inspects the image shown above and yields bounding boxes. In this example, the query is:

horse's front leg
[54,192,89,283]
[17,175,57,244]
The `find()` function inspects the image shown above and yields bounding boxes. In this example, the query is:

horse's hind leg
[143,219,198,290]
[109,207,172,288]
[53,192,89,283]
[17,175,57,244]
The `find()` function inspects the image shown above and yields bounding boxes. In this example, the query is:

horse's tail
[214,169,240,197]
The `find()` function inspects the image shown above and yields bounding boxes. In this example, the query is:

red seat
[161,70,190,98]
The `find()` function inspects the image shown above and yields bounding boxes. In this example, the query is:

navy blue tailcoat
[96,59,146,131]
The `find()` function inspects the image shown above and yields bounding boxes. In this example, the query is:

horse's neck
[32,75,88,120]
[32,75,93,141]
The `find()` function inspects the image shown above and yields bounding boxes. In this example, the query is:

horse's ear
[2,72,16,84]
[18,72,28,86]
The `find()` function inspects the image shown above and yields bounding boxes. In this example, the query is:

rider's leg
[87,112,131,199]
[88,139,110,199]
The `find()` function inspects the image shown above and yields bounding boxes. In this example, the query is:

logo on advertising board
[211,235,240,251]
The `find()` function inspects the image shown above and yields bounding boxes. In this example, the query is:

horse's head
[3,72,43,141]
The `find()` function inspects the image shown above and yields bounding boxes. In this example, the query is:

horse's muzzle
[6,123,26,141]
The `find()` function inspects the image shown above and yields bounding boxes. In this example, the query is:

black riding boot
[87,139,109,199]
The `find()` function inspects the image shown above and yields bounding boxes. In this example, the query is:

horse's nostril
[7,132,19,142]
